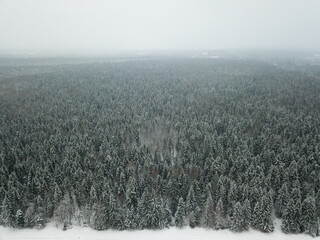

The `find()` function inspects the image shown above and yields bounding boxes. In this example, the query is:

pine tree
[252,194,274,232]
[108,193,121,230]
[94,204,108,230]
[227,181,238,208]
[189,211,196,228]
[316,190,320,219]
[54,192,73,227]
[215,197,226,230]
[186,184,197,215]
[24,203,36,228]
[242,199,251,230]
[231,201,246,232]
[194,180,204,210]
[0,194,13,227]
[282,188,302,234]
[300,195,317,237]
[124,206,136,229]
[162,202,172,228]
[275,182,289,218]
[202,192,215,228]
[175,197,185,228]
[15,209,24,228]
[138,189,165,229]
[125,177,138,210]
[53,183,62,208]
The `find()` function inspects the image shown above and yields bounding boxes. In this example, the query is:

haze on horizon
[1,0,320,55]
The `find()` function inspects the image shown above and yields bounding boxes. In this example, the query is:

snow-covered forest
[0,58,319,237]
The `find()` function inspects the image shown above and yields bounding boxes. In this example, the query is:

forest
[0,57,319,236]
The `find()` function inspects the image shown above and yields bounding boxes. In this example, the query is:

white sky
[0,0,320,54]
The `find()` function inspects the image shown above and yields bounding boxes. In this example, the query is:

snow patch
[0,221,312,240]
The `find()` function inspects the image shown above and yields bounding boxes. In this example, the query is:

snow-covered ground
[0,220,311,240]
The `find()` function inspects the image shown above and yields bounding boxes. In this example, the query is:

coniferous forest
[0,57,319,236]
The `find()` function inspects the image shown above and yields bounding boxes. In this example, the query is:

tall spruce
[175,197,185,228]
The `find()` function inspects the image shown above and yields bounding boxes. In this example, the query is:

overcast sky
[0,0,320,54]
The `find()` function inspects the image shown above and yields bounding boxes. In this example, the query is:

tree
[15,209,24,228]
[252,194,274,233]
[53,183,62,208]
[189,211,196,228]
[124,206,136,229]
[0,194,13,227]
[275,183,289,218]
[215,197,226,230]
[54,192,73,227]
[24,203,36,228]
[300,195,317,237]
[241,199,251,230]
[125,177,138,210]
[231,201,246,232]
[138,189,165,229]
[175,197,185,228]
[162,202,172,228]
[316,190,320,219]
[186,184,197,215]
[94,204,108,230]
[202,192,215,228]
[282,188,302,234]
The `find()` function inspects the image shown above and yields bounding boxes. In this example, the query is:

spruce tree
[252,194,274,232]
[186,184,197,215]
[242,199,251,230]
[124,206,136,229]
[15,209,24,228]
[94,204,108,230]
[109,193,121,230]
[0,194,13,227]
[189,211,196,228]
[53,183,62,209]
[300,195,317,237]
[175,197,185,228]
[125,177,138,210]
[275,182,289,218]
[162,202,172,228]
[202,192,215,228]
[231,201,245,232]
[282,188,302,234]
[316,190,320,219]
[24,203,36,228]
[215,197,226,230]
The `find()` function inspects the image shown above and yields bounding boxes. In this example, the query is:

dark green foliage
[175,197,185,228]
[124,207,136,229]
[300,195,317,237]
[202,191,215,228]
[275,183,289,218]
[316,191,320,219]
[242,199,251,230]
[0,195,13,226]
[252,194,274,233]
[0,58,319,233]
[138,189,166,229]
[215,198,226,230]
[15,209,24,228]
[125,177,138,210]
[231,202,246,232]
[186,184,197,216]
[282,188,302,234]
[189,211,196,228]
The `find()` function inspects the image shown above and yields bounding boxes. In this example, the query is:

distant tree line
[0,59,319,236]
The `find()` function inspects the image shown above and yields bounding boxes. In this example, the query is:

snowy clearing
[0,220,312,240]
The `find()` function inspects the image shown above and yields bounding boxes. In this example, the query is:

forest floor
[0,220,312,240]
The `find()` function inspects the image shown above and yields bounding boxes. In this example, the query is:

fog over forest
[1,0,320,55]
